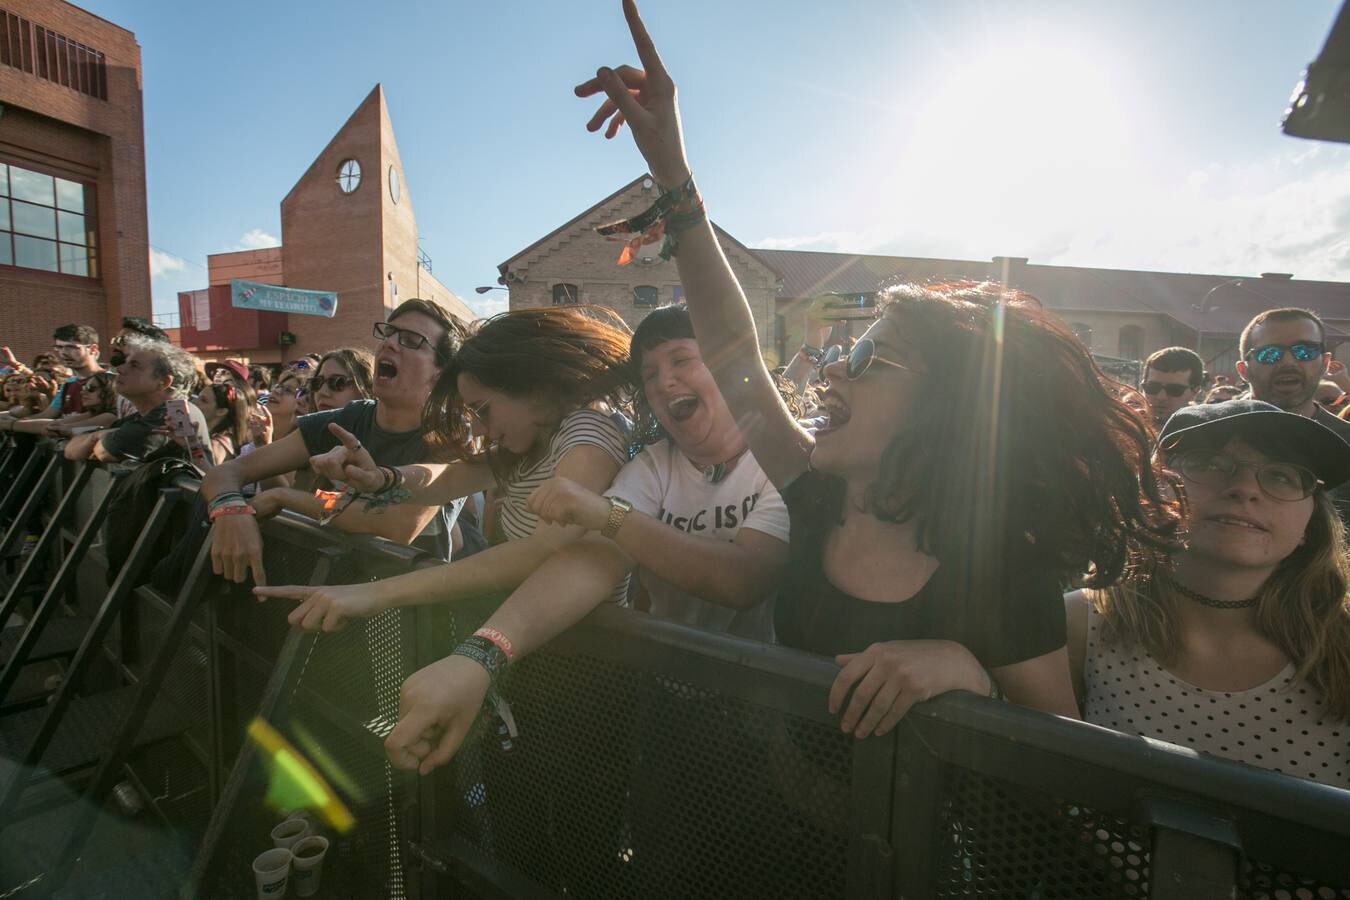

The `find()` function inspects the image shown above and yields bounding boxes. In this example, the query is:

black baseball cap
[1158,399,1350,488]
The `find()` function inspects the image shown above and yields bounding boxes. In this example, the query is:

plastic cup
[270,817,311,850]
[289,835,330,898]
[251,848,292,900]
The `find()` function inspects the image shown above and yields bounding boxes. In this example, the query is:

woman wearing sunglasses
[255,306,634,629]
[562,1,1179,736]
[308,348,374,413]
[1067,400,1350,788]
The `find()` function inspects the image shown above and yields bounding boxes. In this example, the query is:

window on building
[0,162,96,277]
[1118,325,1143,361]
[552,283,580,305]
[633,285,658,307]
[0,14,108,100]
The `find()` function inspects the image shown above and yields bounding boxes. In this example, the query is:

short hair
[53,323,99,345]
[387,298,467,366]
[1143,347,1204,387]
[121,336,197,399]
[120,316,169,343]
[1239,307,1327,359]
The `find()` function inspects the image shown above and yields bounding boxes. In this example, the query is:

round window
[337,159,362,194]
[388,165,401,204]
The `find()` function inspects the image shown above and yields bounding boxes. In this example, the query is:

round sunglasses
[831,338,919,381]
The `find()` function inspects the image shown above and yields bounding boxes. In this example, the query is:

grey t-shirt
[296,399,462,560]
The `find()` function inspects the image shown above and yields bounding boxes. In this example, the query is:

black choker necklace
[1163,575,1260,610]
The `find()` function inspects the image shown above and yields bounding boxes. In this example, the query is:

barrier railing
[0,436,1345,899]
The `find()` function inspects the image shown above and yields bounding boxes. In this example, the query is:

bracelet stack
[595,174,706,265]
[208,491,255,523]
[361,465,412,513]
[452,635,519,743]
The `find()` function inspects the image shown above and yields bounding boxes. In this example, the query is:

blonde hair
[1092,491,1350,719]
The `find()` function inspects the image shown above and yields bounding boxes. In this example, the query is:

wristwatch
[601,496,633,539]
[799,343,825,364]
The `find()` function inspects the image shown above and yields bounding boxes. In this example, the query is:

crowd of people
[2,0,1348,809]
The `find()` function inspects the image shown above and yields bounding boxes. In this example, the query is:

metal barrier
[0,438,1345,899]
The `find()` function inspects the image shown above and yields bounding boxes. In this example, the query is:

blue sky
[81,0,1348,320]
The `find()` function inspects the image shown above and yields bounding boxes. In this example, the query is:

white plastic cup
[270,817,312,850]
[289,835,330,898]
[251,848,292,900]
[284,809,316,829]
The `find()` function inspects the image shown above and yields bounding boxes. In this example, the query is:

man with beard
[1,324,111,436]
[202,298,469,583]
[1236,307,1350,519]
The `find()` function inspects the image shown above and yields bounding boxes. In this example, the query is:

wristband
[209,491,248,510]
[595,175,706,265]
[314,487,359,526]
[799,343,825,364]
[473,627,516,664]
[452,637,519,743]
[208,504,256,522]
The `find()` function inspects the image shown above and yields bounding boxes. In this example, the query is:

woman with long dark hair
[255,306,634,626]
[193,377,257,464]
[559,1,1178,735]
[1068,400,1350,788]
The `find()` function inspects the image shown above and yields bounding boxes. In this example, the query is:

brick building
[0,0,151,362]
[501,177,1350,381]
[177,85,473,364]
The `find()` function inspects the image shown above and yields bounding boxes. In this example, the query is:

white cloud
[149,247,186,280]
[468,294,509,319]
[236,229,280,250]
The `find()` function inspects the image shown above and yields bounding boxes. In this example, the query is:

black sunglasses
[834,338,918,381]
[1245,342,1325,365]
[307,374,354,393]
[1141,381,1194,398]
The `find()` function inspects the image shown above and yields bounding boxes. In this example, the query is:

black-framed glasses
[307,374,354,394]
[839,338,919,381]
[1245,342,1325,365]
[374,321,435,353]
[1171,449,1320,502]
[1141,381,1193,398]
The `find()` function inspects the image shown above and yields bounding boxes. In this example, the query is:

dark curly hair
[424,305,634,472]
[808,280,1181,600]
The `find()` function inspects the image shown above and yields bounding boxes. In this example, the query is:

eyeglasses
[1245,342,1325,365]
[1171,449,1320,502]
[464,399,490,423]
[1141,381,1194,398]
[307,374,354,393]
[286,358,314,371]
[837,338,919,381]
[374,321,438,354]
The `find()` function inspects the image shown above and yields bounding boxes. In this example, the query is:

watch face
[337,159,362,194]
[388,165,401,204]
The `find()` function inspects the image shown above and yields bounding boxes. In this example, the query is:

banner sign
[231,280,338,318]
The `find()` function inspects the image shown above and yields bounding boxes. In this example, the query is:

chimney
[991,256,1029,287]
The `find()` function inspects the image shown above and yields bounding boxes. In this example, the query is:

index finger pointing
[623,0,668,78]
[327,422,361,449]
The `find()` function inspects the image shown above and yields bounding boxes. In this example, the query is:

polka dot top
[1082,606,1349,790]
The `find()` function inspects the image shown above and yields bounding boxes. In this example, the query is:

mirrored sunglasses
[1245,342,1325,365]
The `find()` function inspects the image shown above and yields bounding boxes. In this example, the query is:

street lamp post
[1193,278,1246,372]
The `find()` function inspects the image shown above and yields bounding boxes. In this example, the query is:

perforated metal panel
[444,626,855,900]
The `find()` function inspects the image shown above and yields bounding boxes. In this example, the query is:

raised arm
[575,0,811,488]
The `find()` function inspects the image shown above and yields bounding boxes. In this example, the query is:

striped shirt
[498,408,630,543]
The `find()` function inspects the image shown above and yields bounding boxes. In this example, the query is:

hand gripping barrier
[0,437,1346,899]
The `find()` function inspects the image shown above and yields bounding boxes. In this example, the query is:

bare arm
[253,486,443,546]
[64,430,102,461]
[576,0,811,488]
[992,646,1081,719]
[308,422,495,504]
[1063,590,1090,708]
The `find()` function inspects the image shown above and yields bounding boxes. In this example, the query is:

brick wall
[0,0,149,361]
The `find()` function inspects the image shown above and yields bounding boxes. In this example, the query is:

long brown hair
[204,377,258,451]
[1094,493,1350,719]
[818,280,1181,600]
[315,347,375,400]
[423,305,633,468]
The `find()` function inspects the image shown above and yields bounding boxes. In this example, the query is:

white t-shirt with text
[606,439,789,641]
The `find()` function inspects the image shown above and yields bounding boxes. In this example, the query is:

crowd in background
[2,0,1349,817]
